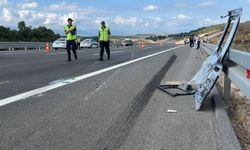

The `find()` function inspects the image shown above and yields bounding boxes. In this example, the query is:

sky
[0,0,250,36]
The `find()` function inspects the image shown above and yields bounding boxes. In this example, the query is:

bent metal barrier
[158,8,243,111]
[202,43,250,102]
[0,42,46,51]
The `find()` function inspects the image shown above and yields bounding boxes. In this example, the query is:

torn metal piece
[158,8,242,111]
[167,110,177,113]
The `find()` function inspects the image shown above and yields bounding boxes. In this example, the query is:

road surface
[0,44,241,150]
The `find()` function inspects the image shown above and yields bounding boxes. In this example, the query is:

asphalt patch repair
[91,55,177,150]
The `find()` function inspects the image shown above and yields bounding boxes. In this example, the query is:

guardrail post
[224,72,231,100]
[24,46,27,51]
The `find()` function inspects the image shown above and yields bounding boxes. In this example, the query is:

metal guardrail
[0,42,47,51]
[202,43,250,100]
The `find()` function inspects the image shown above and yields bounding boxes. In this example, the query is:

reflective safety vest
[64,24,77,41]
[76,36,81,43]
[99,26,110,41]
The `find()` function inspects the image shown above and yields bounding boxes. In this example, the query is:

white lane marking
[0,45,183,107]
[93,51,125,56]
[47,52,66,55]
[3,50,85,55]
[47,50,85,55]
[143,47,152,50]
[115,47,128,50]
[0,80,10,85]
[84,68,121,101]
[3,51,43,55]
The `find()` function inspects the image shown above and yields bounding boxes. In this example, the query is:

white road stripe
[143,47,152,50]
[93,51,125,56]
[0,80,10,85]
[0,45,183,107]
[48,50,85,55]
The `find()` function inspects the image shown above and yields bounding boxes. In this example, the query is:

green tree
[18,21,26,31]
[0,21,62,42]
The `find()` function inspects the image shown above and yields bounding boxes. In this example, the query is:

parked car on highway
[121,40,133,46]
[52,38,67,50]
[80,39,99,48]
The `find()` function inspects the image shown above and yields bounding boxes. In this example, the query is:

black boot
[99,58,103,61]
[68,56,72,62]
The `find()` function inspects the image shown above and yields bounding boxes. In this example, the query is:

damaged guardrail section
[158,8,243,111]
[202,43,250,101]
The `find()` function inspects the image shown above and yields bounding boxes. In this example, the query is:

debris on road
[167,109,177,113]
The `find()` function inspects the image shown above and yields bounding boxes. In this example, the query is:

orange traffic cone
[44,42,51,53]
[247,69,250,79]
[140,42,145,49]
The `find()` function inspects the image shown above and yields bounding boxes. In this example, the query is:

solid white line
[48,50,85,55]
[0,80,10,85]
[0,45,184,107]
[93,51,125,56]
[143,47,152,50]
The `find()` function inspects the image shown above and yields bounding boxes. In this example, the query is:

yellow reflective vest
[64,24,77,41]
[76,36,81,43]
[99,26,110,41]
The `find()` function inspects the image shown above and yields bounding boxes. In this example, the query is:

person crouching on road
[98,21,111,61]
[64,18,78,62]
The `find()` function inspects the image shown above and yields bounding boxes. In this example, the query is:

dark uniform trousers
[100,41,110,59]
[66,40,77,60]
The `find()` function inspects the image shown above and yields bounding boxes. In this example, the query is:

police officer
[64,18,77,62]
[98,21,111,61]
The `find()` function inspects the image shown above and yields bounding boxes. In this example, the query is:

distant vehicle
[52,38,66,50]
[121,40,133,46]
[80,39,99,48]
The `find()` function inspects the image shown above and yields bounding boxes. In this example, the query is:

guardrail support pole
[224,74,231,100]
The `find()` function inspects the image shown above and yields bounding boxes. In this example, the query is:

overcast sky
[0,0,250,35]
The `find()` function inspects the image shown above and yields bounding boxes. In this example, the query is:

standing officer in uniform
[98,21,111,61]
[64,18,78,62]
[76,36,81,50]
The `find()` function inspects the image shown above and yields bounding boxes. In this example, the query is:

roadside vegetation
[169,20,250,52]
[168,24,225,40]
[0,21,61,42]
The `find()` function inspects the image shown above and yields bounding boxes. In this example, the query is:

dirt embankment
[217,76,250,150]
[209,20,250,52]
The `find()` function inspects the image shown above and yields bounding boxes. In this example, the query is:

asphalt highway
[0,44,175,100]
[0,44,241,150]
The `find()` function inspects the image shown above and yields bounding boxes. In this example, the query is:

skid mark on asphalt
[91,55,177,150]
[84,68,121,101]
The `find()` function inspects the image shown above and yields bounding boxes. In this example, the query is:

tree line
[0,21,61,42]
